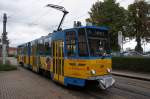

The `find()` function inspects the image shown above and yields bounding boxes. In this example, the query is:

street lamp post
[118,31,123,53]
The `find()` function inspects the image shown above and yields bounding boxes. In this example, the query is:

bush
[0,64,17,71]
[8,54,17,57]
[0,60,17,71]
[112,57,150,73]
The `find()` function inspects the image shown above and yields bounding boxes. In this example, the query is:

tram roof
[76,26,109,31]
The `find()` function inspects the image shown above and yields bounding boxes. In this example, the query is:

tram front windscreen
[78,28,110,57]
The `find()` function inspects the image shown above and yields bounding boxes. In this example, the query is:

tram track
[84,85,150,99]
[85,87,127,99]
[81,75,150,99]
[113,83,150,97]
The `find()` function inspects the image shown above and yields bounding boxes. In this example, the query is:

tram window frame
[22,46,24,55]
[66,31,77,57]
[78,28,89,57]
[20,47,23,55]
[27,43,31,56]
[86,28,111,56]
[23,45,27,55]
[87,28,106,38]
[31,42,36,56]
[25,44,28,55]
[30,44,33,56]
[37,39,45,55]
[44,38,51,56]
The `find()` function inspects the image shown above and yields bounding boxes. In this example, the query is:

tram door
[53,40,64,83]
[28,43,31,65]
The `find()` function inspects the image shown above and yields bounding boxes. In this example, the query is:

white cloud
[7,24,48,46]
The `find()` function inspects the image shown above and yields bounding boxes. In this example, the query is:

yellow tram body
[64,59,111,79]
[17,26,115,89]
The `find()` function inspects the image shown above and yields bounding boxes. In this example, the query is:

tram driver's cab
[64,26,114,89]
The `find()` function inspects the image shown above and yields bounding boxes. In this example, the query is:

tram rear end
[64,26,115,89]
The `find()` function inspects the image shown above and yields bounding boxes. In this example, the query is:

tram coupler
[97,76,115,90]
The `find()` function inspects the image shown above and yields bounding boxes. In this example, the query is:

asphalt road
[0,58,150,99]
[66,75,150,99]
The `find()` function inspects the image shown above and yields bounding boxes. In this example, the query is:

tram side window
[27,43,31,55]
[21,48,23,55]
[31,45,34,56]
[78,29,89,56]
[31,42,36,56]
[66,31,76,57]
[44,42,51,55]
[25,44,28,55]
[22,47,24,55]
[23,46,26,55]
[37,40,45,55]
[20,47,23,55]
[30,45,32,55]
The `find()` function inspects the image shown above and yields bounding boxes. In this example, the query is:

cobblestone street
[0,67,81,99]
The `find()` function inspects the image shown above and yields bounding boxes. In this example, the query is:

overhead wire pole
[46,4,69,31]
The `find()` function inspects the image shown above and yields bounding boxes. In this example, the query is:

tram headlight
[103,53,106,56]
[107,68,111,73]
[91,69,96,75]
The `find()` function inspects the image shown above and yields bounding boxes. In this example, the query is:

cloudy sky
[2,0,149,51]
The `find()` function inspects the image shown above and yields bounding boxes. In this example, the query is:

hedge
[112,57,150,73]
[0,64,17,71]
[0,60,17,71]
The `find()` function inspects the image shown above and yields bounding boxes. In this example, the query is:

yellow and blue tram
[17,26,115,89]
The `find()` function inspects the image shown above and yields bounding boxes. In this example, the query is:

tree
[86,0,127,51]
[127,0,150,53]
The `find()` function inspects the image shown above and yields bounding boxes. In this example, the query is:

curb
[112,72,150,82]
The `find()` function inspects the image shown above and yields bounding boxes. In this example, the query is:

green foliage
[0,60,17,71]
[0,64,17,71]
[112,57,150,72]
[87,0,127,51]
[8,54,17,57]
[127,0,150,53]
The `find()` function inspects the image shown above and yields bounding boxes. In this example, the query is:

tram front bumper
[88,75,115,90]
